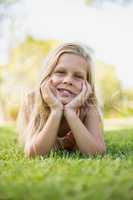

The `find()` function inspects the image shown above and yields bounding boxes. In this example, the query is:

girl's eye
[75,75,83,79]
[55,71,65,74]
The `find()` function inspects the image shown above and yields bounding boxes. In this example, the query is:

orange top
[52,108,80,151]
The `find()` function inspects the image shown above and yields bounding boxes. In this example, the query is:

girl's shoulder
[19,89,36,122]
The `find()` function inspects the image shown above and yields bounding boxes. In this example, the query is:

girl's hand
[40,78,63,111]
[64,80,92,112]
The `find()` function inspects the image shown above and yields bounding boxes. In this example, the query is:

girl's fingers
[47,80,61,105]
[82,80,86,91]
[64,80,91,109]
[81,81,87,101]
[49,79,57,96]
[86,81,92,94]
[47,81,56,99]
[84,81,93,103]
[81,81,90,103]
[85,81,89,97]
[41,80,52,99]
[73,81,86,106]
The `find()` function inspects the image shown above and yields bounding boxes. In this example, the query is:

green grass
[0,121,133,200]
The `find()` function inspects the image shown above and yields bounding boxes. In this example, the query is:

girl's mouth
[57,88,74,97]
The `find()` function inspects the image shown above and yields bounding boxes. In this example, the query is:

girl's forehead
[55,53,88,73]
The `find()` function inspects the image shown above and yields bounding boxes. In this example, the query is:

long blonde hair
[16,42,102,146]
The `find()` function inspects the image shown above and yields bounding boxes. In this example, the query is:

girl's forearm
[25,109,63,157]
[64,109,106,155]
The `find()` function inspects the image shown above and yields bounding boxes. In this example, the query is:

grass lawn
[0,119,133,200]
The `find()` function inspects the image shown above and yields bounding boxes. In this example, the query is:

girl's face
[50,53,88,104]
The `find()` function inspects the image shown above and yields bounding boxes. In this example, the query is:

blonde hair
[16,42,102,146]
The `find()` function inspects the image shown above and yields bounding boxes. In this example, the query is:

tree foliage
[85,0,133,6]
[8,36,60,87]
[95,60,122,116]
[0,0,18,5]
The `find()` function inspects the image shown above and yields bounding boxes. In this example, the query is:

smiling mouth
[57,88,74,97]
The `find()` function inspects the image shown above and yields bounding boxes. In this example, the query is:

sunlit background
[0,0,133,124]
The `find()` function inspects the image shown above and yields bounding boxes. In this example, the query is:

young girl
[16,42,106,158]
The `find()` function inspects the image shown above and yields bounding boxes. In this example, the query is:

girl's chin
[58,96,73,105]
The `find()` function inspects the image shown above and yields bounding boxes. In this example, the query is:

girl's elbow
[83,143,106,156]
[24,143,50,158]
[93,140,106,155]
[98,143,106,155]
[24,143,36,158]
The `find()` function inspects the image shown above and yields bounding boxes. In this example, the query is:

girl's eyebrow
[54,66,66,71]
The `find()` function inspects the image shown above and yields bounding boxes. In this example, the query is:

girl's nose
[63,76,73,85]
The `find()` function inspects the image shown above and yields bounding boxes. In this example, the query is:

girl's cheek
[49,75,62,87]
